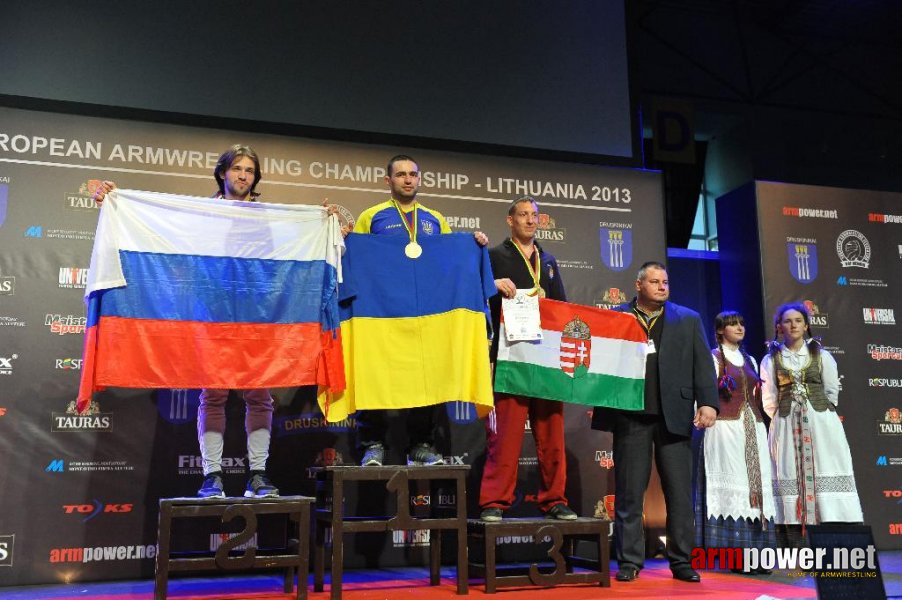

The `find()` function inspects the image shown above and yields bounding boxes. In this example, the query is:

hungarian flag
[76,189,345,412]
[494,298,647,408]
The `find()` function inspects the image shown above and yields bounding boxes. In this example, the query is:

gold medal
[538,287,546,298]
[405,241,422,259]
[512,239,543,297]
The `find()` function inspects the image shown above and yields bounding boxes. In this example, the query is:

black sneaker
[198,472,225,498]
[407,443,445,466]
[546,503,578,520]
[361,443,385,466]
[480,508,503,522]
[244,471,279,498]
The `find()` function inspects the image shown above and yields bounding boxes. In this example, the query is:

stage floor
[4,554,900,599]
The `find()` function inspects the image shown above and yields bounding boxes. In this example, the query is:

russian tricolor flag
[76,189,345,412]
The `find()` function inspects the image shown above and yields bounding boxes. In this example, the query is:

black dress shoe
[672,567,701,582]
[615,565,640,581]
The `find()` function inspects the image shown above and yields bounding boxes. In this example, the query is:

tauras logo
[52,400,112,432]
[0,273,14,295]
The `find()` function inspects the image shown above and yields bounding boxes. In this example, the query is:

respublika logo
[0,354,17,375]
[869,378,902,388]
[58,267,88,289]
[863,308,895,325]
[782,206,838,219]
[55,358,83,370]
[0,534,14,567]
[787,238,817,283]
[869,212,902,224]
[836,230,871,268]
[599,222,632,272]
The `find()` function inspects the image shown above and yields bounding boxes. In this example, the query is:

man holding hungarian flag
[478,196,577,522]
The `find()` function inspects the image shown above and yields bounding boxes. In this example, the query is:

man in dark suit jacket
[592,261,718,582]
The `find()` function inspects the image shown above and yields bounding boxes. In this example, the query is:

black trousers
[355,406,436,451]
[612,412,693,570]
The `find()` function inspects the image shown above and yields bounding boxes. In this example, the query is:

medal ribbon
[511,240,541,296]
[392,199,418,246]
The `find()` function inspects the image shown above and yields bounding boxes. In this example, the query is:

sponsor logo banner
[782,206,838,219]
[868,344,902,361]
[0,354,17,375]
[49,543,157,564]
[878,408,902,435]
[0,534,13,567]
[598,222,632,272]
[836,230,871,268]
[869,213,902,224]
[51,400,113,432]
[863,308,895,325]
[787,238,817,283]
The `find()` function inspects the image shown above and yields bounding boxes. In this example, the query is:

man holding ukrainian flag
[347,154,490,467]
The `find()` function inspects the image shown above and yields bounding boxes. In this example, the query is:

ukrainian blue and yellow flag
[319,232,496,422]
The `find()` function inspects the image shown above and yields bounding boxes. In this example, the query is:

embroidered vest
[714,349,764,422]
[774,351,834,417]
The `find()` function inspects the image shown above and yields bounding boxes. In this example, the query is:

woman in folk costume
[695,311,775,572]
[761,302,863,529]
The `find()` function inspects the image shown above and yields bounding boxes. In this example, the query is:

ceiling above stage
[633,0,902,138]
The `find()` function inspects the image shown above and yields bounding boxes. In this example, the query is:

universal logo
[836,230,871,268]
[863,308,896,325]
[58,267,89,289]
[535,213,565,242]
[51,400,113,432]
[65,180,101,211]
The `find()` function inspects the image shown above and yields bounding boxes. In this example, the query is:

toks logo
[45,314,87,335]
[63,501,134,522]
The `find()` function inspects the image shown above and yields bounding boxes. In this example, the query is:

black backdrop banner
[720,181,902,551]
[0,106,665,585]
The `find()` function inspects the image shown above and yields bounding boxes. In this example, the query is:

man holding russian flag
[90,145,342,500]
[478,196,578,522]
